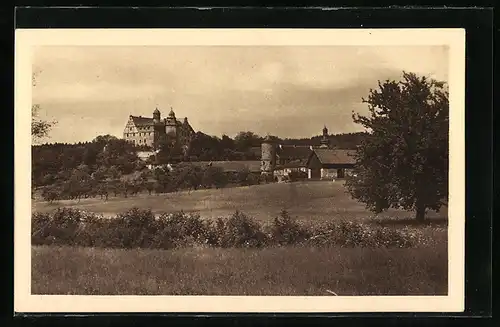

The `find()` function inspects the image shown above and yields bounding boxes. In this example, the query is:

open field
[32,181,447,224]
[32,244,448,296]
[31,181,448,296]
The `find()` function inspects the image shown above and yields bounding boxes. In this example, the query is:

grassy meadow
[32,244,447,296]
[32,180,447,224]
[31,181,448,296]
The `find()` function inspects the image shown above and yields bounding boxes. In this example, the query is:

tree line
[38,162,262,203]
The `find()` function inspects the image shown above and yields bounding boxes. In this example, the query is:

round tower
[152,108,165,150]
[165,107,177,136]
[153,108,161,124]
[261,135,276,178]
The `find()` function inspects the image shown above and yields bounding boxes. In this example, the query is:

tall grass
[32,244,448,296]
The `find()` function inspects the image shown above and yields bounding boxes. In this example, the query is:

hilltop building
[123,107,195,152]
[261,125,356,181]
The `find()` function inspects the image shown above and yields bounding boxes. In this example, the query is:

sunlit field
[32,180,447,224]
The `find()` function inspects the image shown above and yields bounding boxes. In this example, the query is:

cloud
[32,45,449,143]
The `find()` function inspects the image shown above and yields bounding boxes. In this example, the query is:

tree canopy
[32,104,56,142]
[345,72,449,221]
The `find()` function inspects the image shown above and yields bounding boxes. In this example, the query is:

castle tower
[152,108,164,150]
[153,108,161,124]
[165,107,177,136]
[261,134,276,178]
[320,125,330,148]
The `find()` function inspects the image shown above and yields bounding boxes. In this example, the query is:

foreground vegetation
[32,207,447,250]
[32,244,447,296]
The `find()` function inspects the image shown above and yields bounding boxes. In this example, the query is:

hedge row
[32,208,442,249]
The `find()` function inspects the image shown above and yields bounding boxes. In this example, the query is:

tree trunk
[416,203,426,222]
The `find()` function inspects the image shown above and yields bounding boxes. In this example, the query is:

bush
[270,210,311,245]
[153,212,213,249]
[32,208,99,246]
[113,208,157,248]
[217,211,269,248]
[306,220,418,248]
[31,208,441,250]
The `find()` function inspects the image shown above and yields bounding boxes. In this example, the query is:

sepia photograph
[15,29,465,313]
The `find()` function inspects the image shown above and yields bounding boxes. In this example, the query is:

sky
[32,45,449,143]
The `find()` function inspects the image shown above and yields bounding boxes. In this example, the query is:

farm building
[273,159,309,179]
[260,125,357,181]
[276,145,312,166]
[306,148,356,180]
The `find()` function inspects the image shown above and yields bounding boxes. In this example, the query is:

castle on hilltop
[123,107,195,151]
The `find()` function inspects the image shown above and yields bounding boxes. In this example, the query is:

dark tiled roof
[130,116,154,126]
[130,116,193,132]
[277,145,312,160]
[312,149,356,165]
[175,118,189,126]
[276,159,308,169]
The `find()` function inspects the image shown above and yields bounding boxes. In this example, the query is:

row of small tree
[38,163,262,203]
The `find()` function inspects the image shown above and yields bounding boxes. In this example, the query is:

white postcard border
[14,28,465,313]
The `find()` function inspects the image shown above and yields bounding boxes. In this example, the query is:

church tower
[320,125,330,148]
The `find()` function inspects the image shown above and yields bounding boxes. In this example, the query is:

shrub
[270,210,311,245]
[153,212,211,249]
[218,211,269,248]
[31,208,442,250]
[113,208,157,248]
[306,220,417,248]
[31,208,100,246]
[32,212,54,245]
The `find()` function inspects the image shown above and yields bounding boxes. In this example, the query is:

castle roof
[130,115,191,129]
[130,115,154,126]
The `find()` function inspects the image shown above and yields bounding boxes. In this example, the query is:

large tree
[234,131,262,151]
[32,104,56,141]
[32,71,56,141]
[346,72,449,221]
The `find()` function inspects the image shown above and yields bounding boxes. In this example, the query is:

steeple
[320,125,330,148]
[153,107,161,124]
[168,107,175,118]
